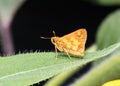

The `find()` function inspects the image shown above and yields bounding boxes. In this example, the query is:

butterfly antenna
[41,30,56,39]
[52,30,56,37]
[40,36,51,39]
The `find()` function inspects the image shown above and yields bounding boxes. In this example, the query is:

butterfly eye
[53,39,56,43]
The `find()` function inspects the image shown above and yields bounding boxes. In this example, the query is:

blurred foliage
[97,9,120,49]
[85,0,120,6]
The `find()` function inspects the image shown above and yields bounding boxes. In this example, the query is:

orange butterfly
[41,28,87,59]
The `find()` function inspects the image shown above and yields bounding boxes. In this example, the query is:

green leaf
[44,44,97,86]
[72,50,120,86]
[97,9,120,50]
[44,67,80,86]
[0,42,119,86]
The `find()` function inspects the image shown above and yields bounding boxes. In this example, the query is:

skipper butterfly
[41,28,87,59]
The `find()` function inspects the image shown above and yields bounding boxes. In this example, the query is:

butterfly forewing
[59,29,87,56]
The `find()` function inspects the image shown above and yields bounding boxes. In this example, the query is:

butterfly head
[51,37,60,45]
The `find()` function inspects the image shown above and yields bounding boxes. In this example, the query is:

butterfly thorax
[51,37,64,51]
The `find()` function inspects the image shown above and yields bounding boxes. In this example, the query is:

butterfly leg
[63,48,72,60]
[55,46,58,60]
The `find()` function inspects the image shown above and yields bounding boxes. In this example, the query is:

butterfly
[41,28,87,59]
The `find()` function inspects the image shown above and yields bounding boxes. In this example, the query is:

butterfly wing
[60,28,87,56]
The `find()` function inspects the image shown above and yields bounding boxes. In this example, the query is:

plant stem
[0,18,14,55]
